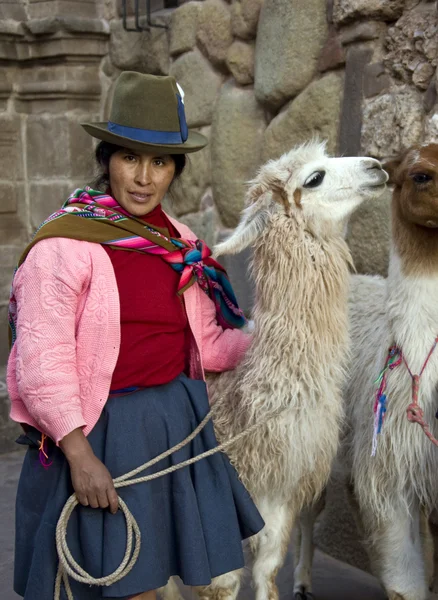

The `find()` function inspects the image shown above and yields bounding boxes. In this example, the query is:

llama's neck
[387,245,438,374]
[249,215,351,372]
[391,197,438,277]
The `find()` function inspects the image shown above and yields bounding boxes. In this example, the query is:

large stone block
[14,63,103,115]
[98,0,118,21]
[177,205,218,250]
[101,55,119,79]
[332,0,404,25]
[424,78,437,114]
[0,19,25,63]
[169,1,202,57]
[170,49,223,127]
[425,112,438,144]
[14,34,108,63]
[68,118,99,180]
[196,0,233,69]
[0,214,28,246]
[23,16,110,36]
[26,116,71,179]
[385,3,438,90]
[0,183,19,214]
[14,62,104,114]
[28,0,98,19]
[0,246,22,306]
[101,75,119,121]
[363,62,391,98]
[0,73,12,112]
[211,81,266,228]
[0,41,16,62]
[230,0,263,40]
[339,21,387,45]
[318,29,346,73]
[0,19,25,36]
[361,86,424,159]
[263,72,344,162]
[30,181,73,229]
[110,17,170,75]
[0,115,24,180]
[412,63,436,92]
[15,95,101,116]
[339,46,373,157]
[16,63,83,87]
[0,184,28,245]
[346,186,391,277]
[254,0,328,110]
[169,127,211,216]
[0,0,26,21]
[226,40,255,85]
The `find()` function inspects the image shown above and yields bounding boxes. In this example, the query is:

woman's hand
[59,428,119,514]
[69,452,119,514]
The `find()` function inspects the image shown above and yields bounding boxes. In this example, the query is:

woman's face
[109,149,176,217]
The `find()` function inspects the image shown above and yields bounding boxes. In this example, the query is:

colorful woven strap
[8,188,246,348]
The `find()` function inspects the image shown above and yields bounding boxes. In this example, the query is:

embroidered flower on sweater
[24,387,53,411]
[55,394,83,417]
[41,278,77,318]
[78,356,100,398]
[20,319,48,344]
[85,276,108,324]
[40,344,76,374]
[26,390,82,421]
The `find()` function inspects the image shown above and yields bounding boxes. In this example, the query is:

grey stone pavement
[0,449,394,600]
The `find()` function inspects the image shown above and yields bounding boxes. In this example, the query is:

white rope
[55,403,279,599]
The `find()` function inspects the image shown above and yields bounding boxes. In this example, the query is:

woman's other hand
[59,428,119,514]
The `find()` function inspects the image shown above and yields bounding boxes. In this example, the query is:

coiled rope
[55,403,277,600]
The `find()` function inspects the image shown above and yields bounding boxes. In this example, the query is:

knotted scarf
[8,187,245,347]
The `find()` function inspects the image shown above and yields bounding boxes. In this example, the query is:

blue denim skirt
[14,374,264,599]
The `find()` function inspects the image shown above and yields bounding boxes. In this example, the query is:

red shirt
[103,204,188,390]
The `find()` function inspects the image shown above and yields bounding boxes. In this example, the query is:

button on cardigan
[7,216,251,444]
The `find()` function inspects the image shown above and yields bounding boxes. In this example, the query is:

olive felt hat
[81,71,208,154]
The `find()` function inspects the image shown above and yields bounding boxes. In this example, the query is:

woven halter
[372,336,438,456]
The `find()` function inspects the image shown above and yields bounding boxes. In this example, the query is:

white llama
[163,141,388,600]
[294,143,438,600]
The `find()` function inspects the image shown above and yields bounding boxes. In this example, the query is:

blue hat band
[108,93,189,146]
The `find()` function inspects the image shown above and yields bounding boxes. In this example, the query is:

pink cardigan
[7,217,251,444]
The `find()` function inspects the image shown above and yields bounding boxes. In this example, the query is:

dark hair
[92,141,186,190]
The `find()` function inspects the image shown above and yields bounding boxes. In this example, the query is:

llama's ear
[382,158,401,185]
[214,191,272,256]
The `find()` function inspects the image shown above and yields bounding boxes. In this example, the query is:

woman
[7,72,264,600]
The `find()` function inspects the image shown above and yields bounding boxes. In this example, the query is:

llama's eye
[303,171,325,188]
[411,173,432,184]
